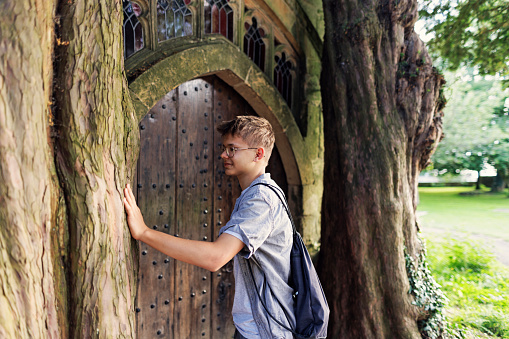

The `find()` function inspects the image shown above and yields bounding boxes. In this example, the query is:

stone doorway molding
[128,41,306,187]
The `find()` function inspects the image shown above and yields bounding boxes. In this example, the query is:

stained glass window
[123,0,144,58]
[204,0,234,41]
[157,0,193,42]
[243,18,265,72]
[274,53,293,108]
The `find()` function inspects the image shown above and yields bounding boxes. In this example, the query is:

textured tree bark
[320,0,445,337]
[52,0,139,337]
[0,0,62,338]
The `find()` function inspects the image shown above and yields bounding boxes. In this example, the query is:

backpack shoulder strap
[247,182,299,335]
[251,182,296,234]
[246,258,297,335]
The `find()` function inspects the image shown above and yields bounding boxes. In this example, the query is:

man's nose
[220,149,229,159]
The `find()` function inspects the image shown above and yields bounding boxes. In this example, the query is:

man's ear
[254,147,265,162]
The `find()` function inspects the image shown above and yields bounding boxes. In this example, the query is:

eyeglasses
[221,145,258,158]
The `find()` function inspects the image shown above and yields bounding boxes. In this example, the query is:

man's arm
[123,184,244,272]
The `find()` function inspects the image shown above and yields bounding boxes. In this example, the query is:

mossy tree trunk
[320,0,446,338]
[0,1,65,338]
[1,0,139,338]
[52,0,139,337]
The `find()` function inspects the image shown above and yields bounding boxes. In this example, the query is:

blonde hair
[216,116,275,159]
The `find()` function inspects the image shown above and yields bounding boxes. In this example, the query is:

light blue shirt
[219,173,295,338]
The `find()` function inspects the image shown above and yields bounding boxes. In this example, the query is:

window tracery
[204,0,234,41]
[123,0,299,113]
[123,0,144,58]
[243,18,266,72]
[274,52,293,108]
[157,0,193,41]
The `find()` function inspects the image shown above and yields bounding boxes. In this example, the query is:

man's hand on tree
[123,183,148,240]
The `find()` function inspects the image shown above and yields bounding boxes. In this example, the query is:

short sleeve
[219,193,273,259]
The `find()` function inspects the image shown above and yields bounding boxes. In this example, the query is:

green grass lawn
[417,186,509,241]
[424,237,509,339]
[417,186,509,338]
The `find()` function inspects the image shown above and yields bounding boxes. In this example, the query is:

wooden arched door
[135,76,288,338]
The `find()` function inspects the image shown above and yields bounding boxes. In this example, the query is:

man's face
[220,134,259,177]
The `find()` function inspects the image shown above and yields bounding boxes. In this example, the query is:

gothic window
[274,52,293,108]
[157,0,193,42]
[204,0,234,41]
[123,0,144,58]
[243,18,265,72]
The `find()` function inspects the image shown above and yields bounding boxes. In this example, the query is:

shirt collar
[242,173,272,194]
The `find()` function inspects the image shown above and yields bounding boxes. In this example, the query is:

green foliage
[488,139,509,177]
[442,240,493,273]
[419,0,509,78]
[478,314,509,338]
[425,237,509,338]
[426,238,494,275]
[491,102,509,133]
[429,70,509,177]
[405,242,452,338]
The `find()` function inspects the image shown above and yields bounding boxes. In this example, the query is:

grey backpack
[248,183,329,338]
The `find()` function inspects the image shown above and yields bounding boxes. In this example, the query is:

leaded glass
[123,0,144,58]
[204,0,234,41]
[157,0,193,42]
[243,18,265,72]
[274,53,293,108]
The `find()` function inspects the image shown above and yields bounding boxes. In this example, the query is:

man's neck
[238,170,265,191]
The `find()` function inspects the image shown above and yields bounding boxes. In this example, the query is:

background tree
[419,0,509,78]
[429,70,509,190]
[320,0,447,337]
[418,0,509,193]
[488,139,509,193]
[491,100,509,132]
[489,102,509,192]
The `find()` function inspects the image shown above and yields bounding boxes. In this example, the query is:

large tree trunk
[320,0,446,338]
[1,0,141,336]
[52,0,139,337]
[0,1,65,338]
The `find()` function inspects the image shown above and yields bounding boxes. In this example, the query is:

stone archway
[128,43,314,338]
[128,41,304,188]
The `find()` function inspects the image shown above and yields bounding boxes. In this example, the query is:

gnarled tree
[1,0,138,338]
[320,0,446,337]
[52,0,139,337]
[0,1,61,338]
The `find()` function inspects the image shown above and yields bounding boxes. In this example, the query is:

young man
[124,116,295,338]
